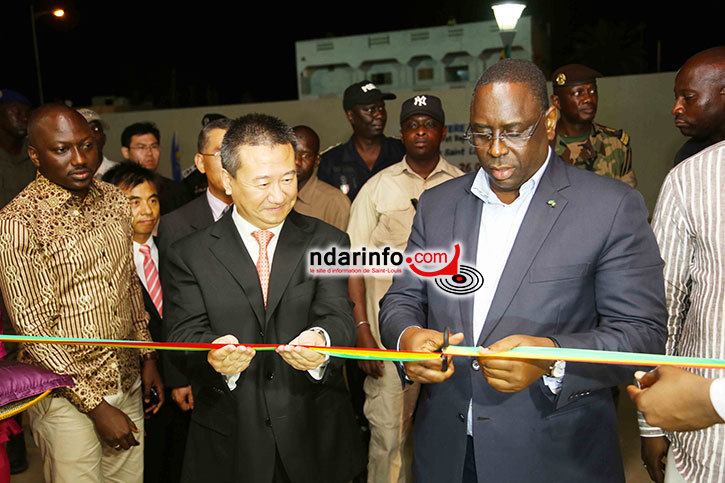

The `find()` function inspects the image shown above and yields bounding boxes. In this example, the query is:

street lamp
[30,4,65,104]
[491,2,526,58]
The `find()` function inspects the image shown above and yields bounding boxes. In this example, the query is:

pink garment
[0,321,22,483]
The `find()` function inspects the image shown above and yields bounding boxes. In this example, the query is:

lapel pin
[547,200,556,208]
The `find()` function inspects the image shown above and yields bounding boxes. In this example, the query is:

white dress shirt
[225,207,329,390]
[132,237,159,293]
[711,379,725,422]
[206,188,232,222]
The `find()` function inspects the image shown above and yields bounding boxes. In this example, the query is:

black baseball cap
[343,80,396,110]
[399,95,445,125]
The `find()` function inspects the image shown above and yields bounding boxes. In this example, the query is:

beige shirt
[0,174,152,413]
[294,175,351,231]
[347,156,464,346]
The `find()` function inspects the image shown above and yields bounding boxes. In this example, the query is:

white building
[295,17,545,99]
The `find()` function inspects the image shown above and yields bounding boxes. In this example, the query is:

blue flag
[171,132,182,182]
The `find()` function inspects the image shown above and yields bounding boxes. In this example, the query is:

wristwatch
[546,360,566,378]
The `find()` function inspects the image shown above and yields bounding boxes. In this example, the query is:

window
[445,66,469,82]
[417,68,434,81]
[371,72,392,85]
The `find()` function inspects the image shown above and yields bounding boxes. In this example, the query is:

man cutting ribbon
[378,59,667,483]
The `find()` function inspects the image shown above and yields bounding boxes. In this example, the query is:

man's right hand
[640,436,669,483]
[208,335,255,375]
[87,400,139,450]
[399,327,464,384]
[356,324,384,378]
[171,385,194,411]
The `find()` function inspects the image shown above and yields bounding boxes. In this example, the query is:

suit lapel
[209,213,266,329]
[476,157,570,346]
[454,180,483,346]
[265,212,311,323]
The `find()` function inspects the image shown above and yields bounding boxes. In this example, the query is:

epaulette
[320,142,342,155]
[182,165,197,179]
[620,130,629,146]
[594,123,629,145]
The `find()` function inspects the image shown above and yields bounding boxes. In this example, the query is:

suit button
[259,330,264,337]
[266,371,274,381]
[265,417,272,427]
[458,413,465,422]
[471,360,480,371]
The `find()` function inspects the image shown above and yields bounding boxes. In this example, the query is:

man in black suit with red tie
[104,162,188,483]
[164,113,364,483]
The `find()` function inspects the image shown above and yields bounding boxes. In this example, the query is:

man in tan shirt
[292,125,351,231]
[0,105,162,482]
[347,95,463,482]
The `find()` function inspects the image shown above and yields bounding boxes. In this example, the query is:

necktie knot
[139,244,151,256]
[252,230,274,249]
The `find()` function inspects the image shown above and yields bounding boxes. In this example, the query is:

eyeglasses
[199,151,221,159]
[464,110,546,149]
[130,144,160,152]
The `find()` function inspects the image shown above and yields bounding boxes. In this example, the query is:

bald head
[28,104,90,147]
[27,104,99,197]
[672,47,725,141]
[292,125,320,187]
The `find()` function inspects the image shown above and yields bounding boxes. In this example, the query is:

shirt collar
[231,207,285,238]
[206,188,232,222]
[471,147,552,205]
[296,175,318,204]
[133,236,157,251]
[35,172,103,208]
[393,155,457,179]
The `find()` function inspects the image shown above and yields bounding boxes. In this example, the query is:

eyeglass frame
[464,109,547,149]
[199,151,221,159]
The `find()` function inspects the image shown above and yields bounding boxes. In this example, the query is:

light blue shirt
[466,147,563,435]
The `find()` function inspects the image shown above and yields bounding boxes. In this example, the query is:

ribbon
[1,334,725,370]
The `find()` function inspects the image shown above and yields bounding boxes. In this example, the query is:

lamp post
[30,4,65,104]
[491,2,526,59]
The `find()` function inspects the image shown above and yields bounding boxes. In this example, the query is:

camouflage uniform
[553,122,636,188]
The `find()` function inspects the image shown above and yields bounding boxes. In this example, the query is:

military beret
[0,89,31,105]
[552,64,602,87]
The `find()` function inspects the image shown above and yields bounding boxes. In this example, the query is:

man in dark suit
[163,113,365,483]
[157,118,233,409]
[121,122,190,215]
[379,59,667,482]
[104,162,190,483]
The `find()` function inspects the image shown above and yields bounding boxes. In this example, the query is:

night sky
[2,0,723,108]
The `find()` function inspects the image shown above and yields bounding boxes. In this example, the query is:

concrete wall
[100,71,682,214]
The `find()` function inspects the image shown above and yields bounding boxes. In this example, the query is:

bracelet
[356,321,370,328]
[140,351,158,362]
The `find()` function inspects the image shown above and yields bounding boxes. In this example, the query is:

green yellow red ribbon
[1,334,725,370]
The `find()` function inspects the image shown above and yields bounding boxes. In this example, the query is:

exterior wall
[295,18,534,98]
[100,71,682,215]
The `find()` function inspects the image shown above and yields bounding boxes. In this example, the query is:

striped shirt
[647,140,725,482]
[0,174,153,413]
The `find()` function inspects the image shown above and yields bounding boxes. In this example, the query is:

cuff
[307,327,330,380]
[224,373,241,391]
[637,411,665,437]
[710,378,725,422]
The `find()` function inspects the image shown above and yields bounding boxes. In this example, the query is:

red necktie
[139,244,163,317]
[251,230,274,307]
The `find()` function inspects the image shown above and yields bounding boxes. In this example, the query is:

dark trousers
[144,393,190,483]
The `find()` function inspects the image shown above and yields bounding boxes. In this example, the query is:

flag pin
[547,200,556,208]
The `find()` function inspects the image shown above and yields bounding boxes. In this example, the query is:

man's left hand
[478,335,555,393]
[276,330,326,371]
[141,359,165,415]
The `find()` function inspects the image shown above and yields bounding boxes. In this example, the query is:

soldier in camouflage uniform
[550,64,636,188]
